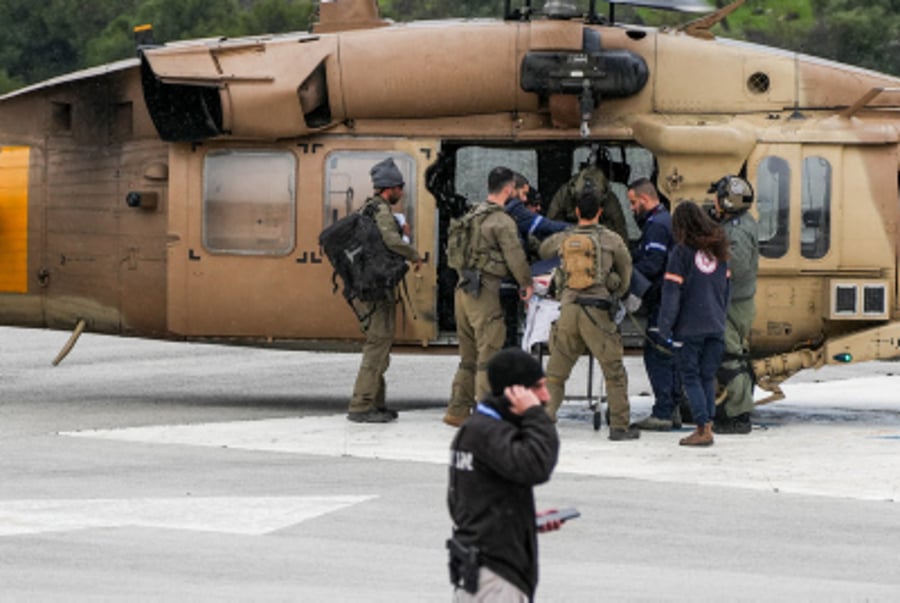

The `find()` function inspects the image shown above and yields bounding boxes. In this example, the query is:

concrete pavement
[1,327,900,600]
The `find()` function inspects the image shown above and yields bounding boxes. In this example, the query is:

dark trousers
[645,306,678,420]
[674,335,725,426]
[499,284,520,348]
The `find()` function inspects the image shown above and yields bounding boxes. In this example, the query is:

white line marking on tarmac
[0,495,375,537]
[62,402,900,502]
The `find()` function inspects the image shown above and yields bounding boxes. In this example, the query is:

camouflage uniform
[543,225,633,428]
[547,166,629,243]
[349,196,419,414]
[446,203,533,420]
[718,210,759,418]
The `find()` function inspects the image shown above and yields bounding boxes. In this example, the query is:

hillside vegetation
[0,0,897,94]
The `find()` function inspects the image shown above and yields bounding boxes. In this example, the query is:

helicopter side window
[572,145,654,241]
[756,156,790,259]
[454,147,537,205]
[202,150,296,256]
[324,151,416,229]
[801,156,832,260]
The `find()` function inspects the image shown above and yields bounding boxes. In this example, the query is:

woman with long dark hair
[657,201,731,446]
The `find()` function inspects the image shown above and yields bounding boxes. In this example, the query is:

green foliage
[241,0,316,34]
[0,0,316,90]
[0,0,897,93]
[804,0,900,75]
[0,67,24,95]
[378,0,502,20]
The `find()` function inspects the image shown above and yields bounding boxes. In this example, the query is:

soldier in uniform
[444,167,534,427]
[347,158,421,423]
[542,190,640,440]
[708,175,759,434]
[547,157,629,243]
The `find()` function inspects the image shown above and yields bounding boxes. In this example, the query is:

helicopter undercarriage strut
[752,320,900,405]
[752,348,824,406]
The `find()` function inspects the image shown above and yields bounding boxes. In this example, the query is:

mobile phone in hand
[536,507,580,528]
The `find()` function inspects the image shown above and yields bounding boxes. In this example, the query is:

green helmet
[708,175,754,212]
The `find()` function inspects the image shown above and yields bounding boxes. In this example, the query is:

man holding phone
[447,348,570,601]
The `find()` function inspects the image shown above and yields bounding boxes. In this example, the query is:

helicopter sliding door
[165,138,438,344]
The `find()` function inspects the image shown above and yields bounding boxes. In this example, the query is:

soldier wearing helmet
[708,175,759,434]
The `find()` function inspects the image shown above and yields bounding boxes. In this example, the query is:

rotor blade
[607,0,714,13]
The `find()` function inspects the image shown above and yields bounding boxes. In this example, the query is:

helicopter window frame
[323,150,417,231]
[572,144,655,242]
[756,155,791,259]
[800,155,832,260]
[454,146,538,206]
[201,149,297,256]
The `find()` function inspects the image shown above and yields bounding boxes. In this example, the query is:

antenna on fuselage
[587,0,603,24]
[504,0,534,20]
[133,24,158,54]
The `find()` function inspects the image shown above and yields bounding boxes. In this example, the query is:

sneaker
[713,414,752,435]
[443,413,467,428]
[347,409,396,423]
[609,426,641,441]
[633,415,673,431]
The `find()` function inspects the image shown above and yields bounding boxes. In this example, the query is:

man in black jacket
[447,348,562,601]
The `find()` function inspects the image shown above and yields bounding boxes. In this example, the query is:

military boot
[713,413,751,435]
[633,415,673,431]
[679,423,714,447]
[442,412,468,428]
[609,426,641,441]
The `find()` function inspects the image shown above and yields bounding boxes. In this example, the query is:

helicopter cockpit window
[202,150,296,255]
[756,156,790,259]
[801,156,832,260]
[324,151,416,230]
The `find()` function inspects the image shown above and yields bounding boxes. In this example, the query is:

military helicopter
[0,0,898,403]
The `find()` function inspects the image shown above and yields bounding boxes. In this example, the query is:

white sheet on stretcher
[521,296,560,352]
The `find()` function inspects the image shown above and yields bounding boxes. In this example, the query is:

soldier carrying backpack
[540,190,640,440]
[442,167,534,427]
[318,157,420,424]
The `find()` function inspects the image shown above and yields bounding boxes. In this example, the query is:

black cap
[487,349,545,396]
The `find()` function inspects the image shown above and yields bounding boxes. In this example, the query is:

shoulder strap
[465,203,500,267]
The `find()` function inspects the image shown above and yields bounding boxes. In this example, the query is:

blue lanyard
[476,402,501,420]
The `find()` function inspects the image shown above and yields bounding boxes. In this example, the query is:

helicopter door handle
[188,249,202,261]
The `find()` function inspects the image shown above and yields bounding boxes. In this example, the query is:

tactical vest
[559,228,609,291]
[447,203,504,273]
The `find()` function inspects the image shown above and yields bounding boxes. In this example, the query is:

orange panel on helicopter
[0,146,29,293]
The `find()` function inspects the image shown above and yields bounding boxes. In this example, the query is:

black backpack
[318,203,409,315]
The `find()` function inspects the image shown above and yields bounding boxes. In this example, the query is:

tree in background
[0,0,142,89]
[1,0,898,95]
[804,0,900,76]
[0,0,315,94]
[378,0,501,20]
